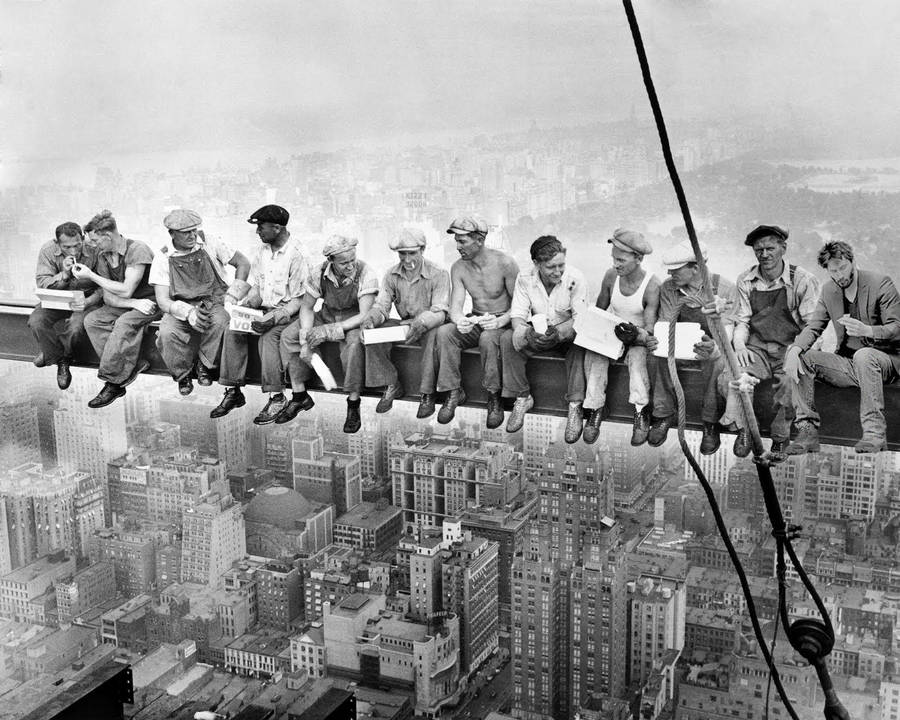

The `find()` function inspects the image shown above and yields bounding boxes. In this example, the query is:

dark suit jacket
[793,269,900,354]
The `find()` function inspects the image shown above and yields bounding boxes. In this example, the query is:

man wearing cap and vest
[277,235,379,432]
[425,216,519,428]
[500,235,587,439]
[646,239,736,452]
[582,228,660,445]
[209,204,309,425]
[360,228,450,414]
[785,241,900,455]
[74,210,161,408]
[719,225,819,462]
[150,209,251,396]
[29,221,102,390]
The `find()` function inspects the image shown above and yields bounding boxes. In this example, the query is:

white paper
[226,304,264,335]
[36,288,85,311]
[573,306,625,359]
[310,353,337,390]
[362,325,410,345]
[652,321,705,360]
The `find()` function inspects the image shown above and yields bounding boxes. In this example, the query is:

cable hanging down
[619,2,849,719]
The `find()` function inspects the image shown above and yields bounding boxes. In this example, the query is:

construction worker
[75,210,161,408]
[150,209,251,396]
[361,228,450,414]
[582,228,660,445]
[424,216,519,428]
[29,221,102,390]
[277,235,379,432]
[719,225,819,462]
[500,235,587,439]
[209,205,309,425]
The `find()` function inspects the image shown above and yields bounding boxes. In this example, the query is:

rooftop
[335,501,402,529]
[1,553,74,586]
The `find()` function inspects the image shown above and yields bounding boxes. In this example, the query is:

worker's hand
[456,317,476,334]
[405,318,428,344]
[71,263,92,280]
[251,314,276,334]
[693,335,719,361]
[732,342,755,368]
[783,345,806,384]
[133,298,157,316]
[838,315,874,338]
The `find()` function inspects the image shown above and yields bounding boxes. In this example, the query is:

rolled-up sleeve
[372,274,397,320]
[510,275,532,321]
[429,268,451,314]
[733,272,753,333]
[286,253,309,301]
[357,264,380,298]
[794,270,821,325]
[35,244,65,289]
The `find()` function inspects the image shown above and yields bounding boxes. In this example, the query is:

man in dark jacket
[785,241,900,454]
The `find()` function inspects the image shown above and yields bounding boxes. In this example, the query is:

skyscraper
[159,395,249,473]
[292,433,362,516]
[0,401,41,469]
[628,575,685,687]
[180,492,246,586]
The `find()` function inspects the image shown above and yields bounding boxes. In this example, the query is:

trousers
[28,307,89,365]
[281,314,365,394]
[584,346,649,410]
[422,322,503,394]
[83,305,161,384]
[651,355,725,424]
[499,331,585,402]
[156,304,230,380]
[220,317,291,393]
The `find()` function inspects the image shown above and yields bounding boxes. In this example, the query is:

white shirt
[149,237,234,287]
[510,266,587,325]
[250,236,310,309]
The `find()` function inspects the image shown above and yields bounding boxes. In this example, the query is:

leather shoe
[485,391,504,429]
[648,415,675,447]
[253,393,287,425]
[344,399,362,434]
[88,382,126,409]
[56,360,72,390]
[631,406,651,446]
[733,428,752,458]
[122,359,151,387]
[178,377,194,396]
[582,407,607,444]
[275,393,315,424]
[437,388,466,424]
[769,439,789,464]
[699,422,721,455]
[196,364,215,386]
[855,436,887,454]
[33,353,47,368]
[417,393,436,419]
[564,402,584,444]
[376,384,404,414]
[210,388,246,418]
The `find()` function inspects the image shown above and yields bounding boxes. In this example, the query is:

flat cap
[389,228,427,251]
[662,239,708,268]
[446,215,488,235]
[608,228,652,256]
[745,225,788,246]
[322,235,358,257]
[248,204,289,226]
[163,208,202,232]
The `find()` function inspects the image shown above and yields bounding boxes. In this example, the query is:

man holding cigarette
[500,235,587,438]
[424,216,519,427]
[30,221,102,389]
[360,228,450,414]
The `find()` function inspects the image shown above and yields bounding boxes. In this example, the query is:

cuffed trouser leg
[84,305,159,384]
[478,328,503,393]
[563,342,586,403]
[157,314,196,380]
[418,326,442,394]
[584,350,609,410]
[259,322,289,393]
[365,319,402,388]
[500,329,531,398]
[435,323,479,393]
[219,330,249,387]
[700,356,726,424]
[29,307,85,364]
[198,303,230,371]
[339,329,365,394]
[624,345,650,409]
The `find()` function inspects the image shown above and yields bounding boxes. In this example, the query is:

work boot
[56,359,72,391]
[631,406,651,446]
[732,428,752,458]
[506,394,533,433]
[122,359,151,387]
[437,388,466,424]
[582,407,606,445]
[855,436,887,454]
[343,398,362,434]
[769,439,789,464]
[699,422,721,455]
[210,387,246,418]
[196,364,215,386]
[485,391,504,429]
[564,402,584,444]
[376,384,404,414]
[87,382,126,409]
[647,415,675,447]
[417,393,436,419]
[276,392,315,424]
[178,376,194,396]
[786,421,820,455]
[253,393,287,425]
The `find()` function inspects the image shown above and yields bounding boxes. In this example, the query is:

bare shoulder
[601,268,617,288]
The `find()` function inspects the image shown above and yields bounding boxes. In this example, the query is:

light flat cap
[248,204,289,226]
[662,239,708,268]
[446,215,488,235]
[322,234,359,257]
[389,228,427,251]
[608,228,652,255]
[745,224,788,246]
[163,208,202,232]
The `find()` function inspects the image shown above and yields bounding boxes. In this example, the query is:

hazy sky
[2,0,899,165]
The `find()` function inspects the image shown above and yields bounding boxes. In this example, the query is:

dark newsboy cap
[745,225,788,246]
[248,205,290,226]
